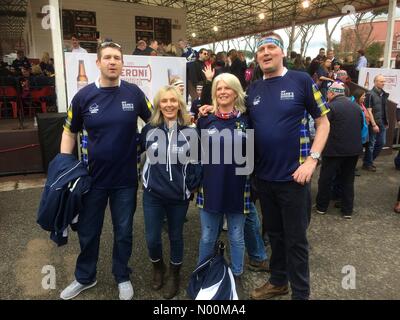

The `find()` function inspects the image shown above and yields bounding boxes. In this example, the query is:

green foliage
[365,42,384,66]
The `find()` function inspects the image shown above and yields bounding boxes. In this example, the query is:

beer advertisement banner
[358,68,400,106]
[64,53,187,106]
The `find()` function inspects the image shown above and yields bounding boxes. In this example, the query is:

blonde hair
[165,44,177,56]
[150,86,191,127]
[41,52,50,64]
[31,64,43,75]
[211,73,246,114]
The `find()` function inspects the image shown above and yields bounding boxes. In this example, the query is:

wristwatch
[310,151,321,161]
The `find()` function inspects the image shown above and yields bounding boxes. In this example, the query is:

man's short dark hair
[71,34,79,40]
[97,42,123,59]
[320,48,325,52]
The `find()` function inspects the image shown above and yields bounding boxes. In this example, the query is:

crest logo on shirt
[122,101,135,111]
[207,126,218,135]
[151,142,158,150]
[89,103,100,114]
[280,91,295,100]
[253,95,261,106]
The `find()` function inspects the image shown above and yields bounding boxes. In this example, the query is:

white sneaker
[60,280,97,300]
[118,281,134,300]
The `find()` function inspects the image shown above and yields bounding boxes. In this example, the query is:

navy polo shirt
[246,69,329,182]
[64,79,152,188]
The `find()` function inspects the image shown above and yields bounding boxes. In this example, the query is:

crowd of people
[4,32,399,300]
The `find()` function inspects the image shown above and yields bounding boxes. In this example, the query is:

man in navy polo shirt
[60,42,152,300]
[248,32,330,300]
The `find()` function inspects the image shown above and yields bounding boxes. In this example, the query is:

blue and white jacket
[37,153,91,246]
[141,123,202,201]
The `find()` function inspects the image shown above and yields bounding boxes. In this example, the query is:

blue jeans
[143,190,189,264]
[363,125,386,167]
[198,209,246,276]
[75,187,137,284]
[244,202,268,262]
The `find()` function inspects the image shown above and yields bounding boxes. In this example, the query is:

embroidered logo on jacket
[89,103,100,114]
[280,91,295,100]
[122,101,135,111]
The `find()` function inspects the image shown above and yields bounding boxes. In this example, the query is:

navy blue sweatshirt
[196,113,251,215]
[141,123,202,201]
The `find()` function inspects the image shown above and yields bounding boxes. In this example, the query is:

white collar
[95,77,121,88]
[263,67,288,80]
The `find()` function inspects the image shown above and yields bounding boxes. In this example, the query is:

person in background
[190,84,203,120]
[245,62,256,85]
[395,54,400,69]
[11,50,31,75]
[39,52,55,76]
[178,39,198,62]
[70,34,88,53]
[132,40,148,55]
[141,85,201,299]
[315,81,364,219]
[170,77,185,96]
[326,49,337,69]
[227,49,247,90]
[308,48,325,76]
[148,39,158,56]
[316,57,333,99]
[362,75,389,172]
[164,44,178,57]
[293,54,306,72]
[304,56,312,70]
[332,61,341,79]
[355,49,368,76]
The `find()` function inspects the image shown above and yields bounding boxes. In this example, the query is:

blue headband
[257,37,284,50]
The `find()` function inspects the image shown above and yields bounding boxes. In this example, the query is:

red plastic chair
[30,86,54,114]
[0,86,19,119]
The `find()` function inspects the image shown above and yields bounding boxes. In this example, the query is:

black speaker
[36,113,67,172]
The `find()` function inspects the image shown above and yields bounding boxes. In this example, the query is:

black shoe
[362,165,376,172]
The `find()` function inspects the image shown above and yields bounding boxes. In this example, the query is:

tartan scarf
[215,108,239,120]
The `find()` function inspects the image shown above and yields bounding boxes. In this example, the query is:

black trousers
[316,156,359,214]
[257,179,310,300]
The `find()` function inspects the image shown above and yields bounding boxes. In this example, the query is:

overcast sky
[195,8,400,59]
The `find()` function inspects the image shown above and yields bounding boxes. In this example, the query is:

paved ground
[0,154,399,300]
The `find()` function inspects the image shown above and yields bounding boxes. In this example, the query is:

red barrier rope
[0,144,40,153]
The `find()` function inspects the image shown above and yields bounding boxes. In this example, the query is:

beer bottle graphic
[364,72,370,88]
[77,60,88,91]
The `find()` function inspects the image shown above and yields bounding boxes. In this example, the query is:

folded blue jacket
[37,153,91,246]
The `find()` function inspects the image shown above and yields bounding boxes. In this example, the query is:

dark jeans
[363,125,386,167]
[316,156,359,214]
[143,190,189,264]
[75,187,137,284]
[257,179,310,300]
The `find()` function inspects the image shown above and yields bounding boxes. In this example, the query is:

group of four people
[59,32,331,300]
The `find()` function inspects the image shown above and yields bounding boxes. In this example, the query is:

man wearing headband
[315,82,363,219]
[248,31,330,300]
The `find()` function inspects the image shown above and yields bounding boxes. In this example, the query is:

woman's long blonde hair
[211,73,246,114]
[41,52,50,64]
[150,86,191,127]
